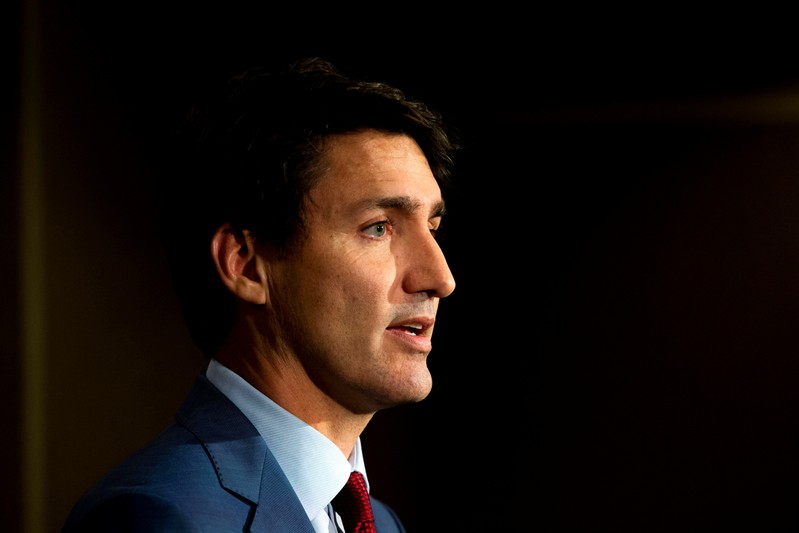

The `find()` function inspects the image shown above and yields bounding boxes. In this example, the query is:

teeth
[403,324,421,336]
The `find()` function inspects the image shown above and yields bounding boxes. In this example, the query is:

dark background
[5,3,799,532]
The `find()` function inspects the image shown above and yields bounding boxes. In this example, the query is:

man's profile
[62,56,459,532]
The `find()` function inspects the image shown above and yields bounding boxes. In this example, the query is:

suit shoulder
[61,492,196,532]
[62,423,242,531]
[371,497,408,533]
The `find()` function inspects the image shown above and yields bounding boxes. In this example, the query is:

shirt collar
[206,358,368,524]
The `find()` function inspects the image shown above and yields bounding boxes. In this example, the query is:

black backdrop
[10,4,799,531]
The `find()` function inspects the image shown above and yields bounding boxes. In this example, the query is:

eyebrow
[364,196,447,218]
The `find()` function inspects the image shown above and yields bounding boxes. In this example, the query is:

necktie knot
[332,471,376,533]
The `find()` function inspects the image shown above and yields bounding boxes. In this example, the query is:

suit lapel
[177,374,315,532]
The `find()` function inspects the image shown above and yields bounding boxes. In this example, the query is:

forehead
[310,131,443,210]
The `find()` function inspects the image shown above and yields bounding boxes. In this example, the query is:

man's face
[264,130,455,413]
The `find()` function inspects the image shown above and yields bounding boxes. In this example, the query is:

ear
[211,224,267,305]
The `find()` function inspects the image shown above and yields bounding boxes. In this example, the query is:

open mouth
[398,324,423,336]
[388,323,425,336]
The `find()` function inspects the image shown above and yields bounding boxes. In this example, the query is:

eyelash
[362,218,444,240]
[363,219,393,239]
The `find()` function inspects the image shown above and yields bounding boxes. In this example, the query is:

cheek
[297,238,399,310]
[336,271,390,310]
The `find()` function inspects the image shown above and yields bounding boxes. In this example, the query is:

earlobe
[211,224,267,305]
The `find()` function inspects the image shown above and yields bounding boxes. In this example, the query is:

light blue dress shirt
[206,358,369,533]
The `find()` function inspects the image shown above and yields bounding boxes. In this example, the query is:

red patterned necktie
[332,471,377,533]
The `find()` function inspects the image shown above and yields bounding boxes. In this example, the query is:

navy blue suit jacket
[62,374,407,532]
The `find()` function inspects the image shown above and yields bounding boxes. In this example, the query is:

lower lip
[386,328,432,352]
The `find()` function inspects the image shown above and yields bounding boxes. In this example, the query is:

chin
[400,375,433,403]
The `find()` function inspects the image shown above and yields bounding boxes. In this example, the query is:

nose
[403,230,456,298]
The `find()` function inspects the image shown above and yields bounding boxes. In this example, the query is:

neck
[214,347,373,458]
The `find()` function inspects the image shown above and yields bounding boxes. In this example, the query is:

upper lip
[387,316,435,336]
